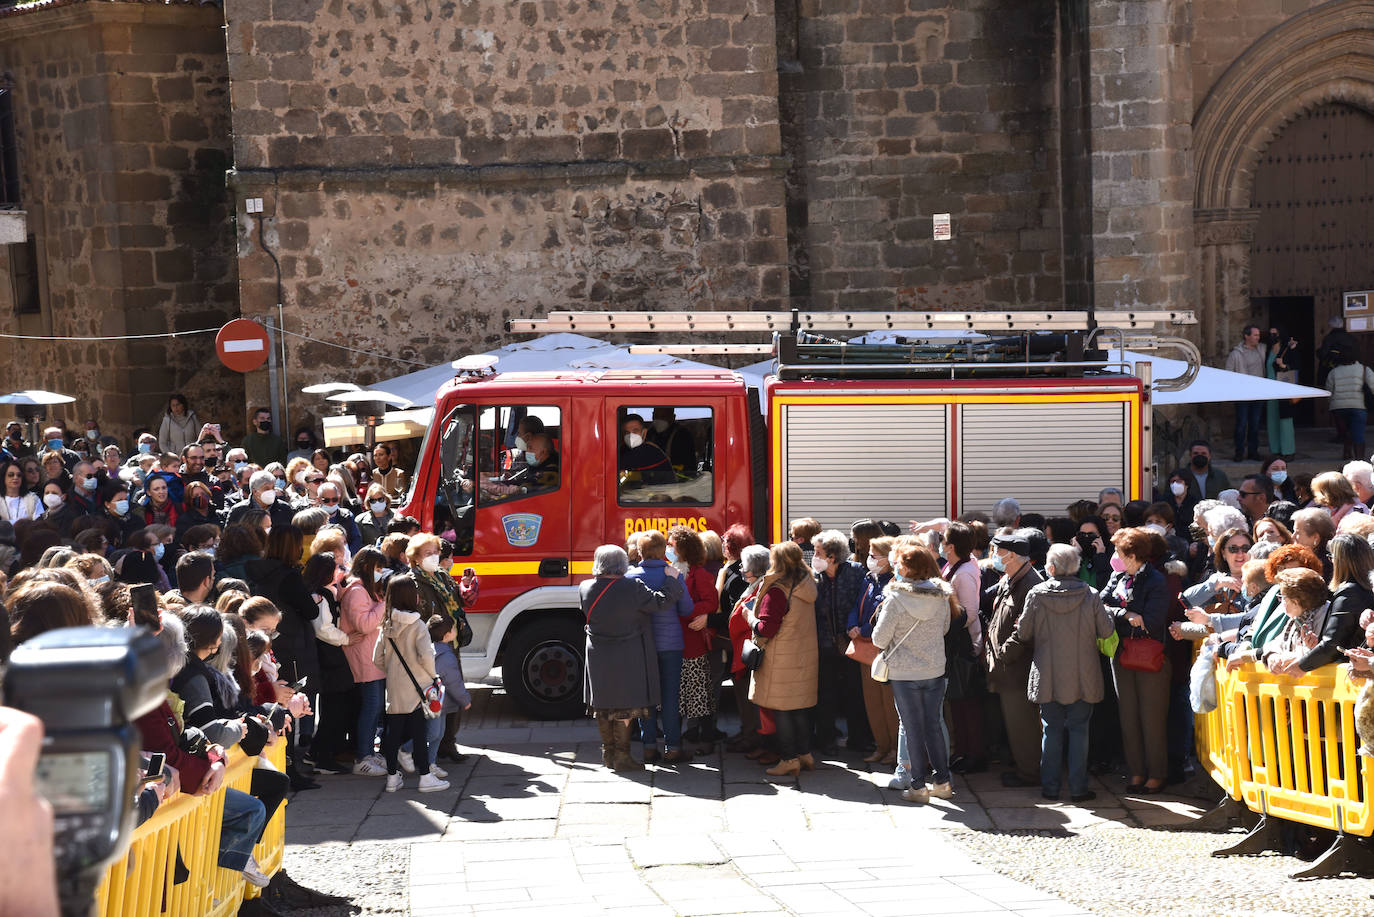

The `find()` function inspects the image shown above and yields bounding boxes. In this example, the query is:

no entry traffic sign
[216,319,270,373]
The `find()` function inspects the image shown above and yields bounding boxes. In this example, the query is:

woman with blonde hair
[1311,471,1368,527]
[745,540,819,777]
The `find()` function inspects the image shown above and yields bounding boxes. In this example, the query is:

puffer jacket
[870,577,952,681]
[748,575,819,711]
[1325,362,1374,411]
[1004,575,1114,705]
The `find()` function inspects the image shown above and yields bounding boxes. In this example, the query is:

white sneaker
[398,750,416,774]
[241,855,271,888]
[352,755,387,777]
[901,786,930,804]
[429,763,448,779]
[417,773,450,793]
[886,774,912,790]
[385,773,403,793]
[929,782,955,800]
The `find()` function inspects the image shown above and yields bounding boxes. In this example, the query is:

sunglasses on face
[1225,544,1252,554]
[1102,514,1121,522]
[307,477,325,484]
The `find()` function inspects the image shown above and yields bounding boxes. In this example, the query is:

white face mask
[865,555,881,574]
[624,433,643,449]
[42,493,63,509]
[514,436,528,453]
[420,554,441,574]
[811,554,829,574]
[1170,481,1186,497]
[259,489,277,506]
[370,500,388,514]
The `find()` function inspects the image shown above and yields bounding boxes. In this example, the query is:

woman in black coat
[1100,527,1172,793]
[1281,533,1374,675]
[245,524,320,686]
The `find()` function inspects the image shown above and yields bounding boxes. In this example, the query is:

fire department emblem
[501,513,542,547]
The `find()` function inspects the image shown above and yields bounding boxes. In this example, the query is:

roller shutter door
[781,403,948,531]
[958,401,1129,517]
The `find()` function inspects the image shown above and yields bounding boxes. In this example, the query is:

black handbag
[943,609,985,701]
[740,638,765,671]
[456,613,474,648]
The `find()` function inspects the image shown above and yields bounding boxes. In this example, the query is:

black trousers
[382,708,430,776]
[773,708,812,759]
[812,648,846,745]
[249,767,289,841]
[310,686,358,764]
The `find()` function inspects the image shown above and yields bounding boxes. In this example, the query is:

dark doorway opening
[1253,295,1316,428]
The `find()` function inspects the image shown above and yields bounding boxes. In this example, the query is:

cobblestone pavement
[274,684,1374,916]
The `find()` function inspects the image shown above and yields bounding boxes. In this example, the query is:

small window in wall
[11,234,39,315]
[472,404,562,506]
[617,405,713,505]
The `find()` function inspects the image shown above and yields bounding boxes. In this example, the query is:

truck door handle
[538,558,569,578]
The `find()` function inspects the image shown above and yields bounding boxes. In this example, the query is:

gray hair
[1345,461,1374,491]
[1203,505,1247,539]
[812,529,850,564]
[157,612,187,679]
[1193,499,1222,526]
[1097,487,1124,506]
[740,544,770,578]
[249,469,277,494]
[1045,543,1081,577]
[592,545,629,577]
[991,497,1021,528]
[1248,540,1280,562]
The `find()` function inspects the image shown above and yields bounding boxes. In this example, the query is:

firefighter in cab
[620,414,677,486]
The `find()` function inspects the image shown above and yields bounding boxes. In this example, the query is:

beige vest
[749,575,819,711]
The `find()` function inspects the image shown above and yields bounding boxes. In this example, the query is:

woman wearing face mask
[102,482,142,547]
[809,529,871,753]
[847,535,898,765]
[630,530,694,763]
[302,550,362,775]
[1100,528,1171,793]
[667,526,721,753]
[939,523,987,775]
[37,481,66,525]
[1259,457,1298,504]
[177,481,218,539]
[0,460,41,522]
[406,533,479,639]
[358,483,393,548]
[113,528,172,590]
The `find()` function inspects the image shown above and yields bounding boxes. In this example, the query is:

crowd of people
[580,436,1374,812]
[0,397,477,916]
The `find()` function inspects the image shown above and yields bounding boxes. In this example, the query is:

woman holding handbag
[727,545,771,755]
[847,535,898,765]
[1101,527,1171,793]
[372,574,449,794]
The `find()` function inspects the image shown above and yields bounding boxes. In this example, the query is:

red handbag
[845,637,881,666]
[1119,630,1165,673]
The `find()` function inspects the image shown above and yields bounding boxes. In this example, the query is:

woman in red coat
[668,526,719,752]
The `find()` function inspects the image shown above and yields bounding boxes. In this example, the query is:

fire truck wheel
[502,618,586,721]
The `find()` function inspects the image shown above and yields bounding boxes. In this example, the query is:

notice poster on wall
[1345,291,1372,332]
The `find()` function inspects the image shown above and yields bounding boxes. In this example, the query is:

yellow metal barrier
[1196,658,1372,837]
[95,740,289,917]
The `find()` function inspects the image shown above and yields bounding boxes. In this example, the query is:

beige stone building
[0,0,1368,441]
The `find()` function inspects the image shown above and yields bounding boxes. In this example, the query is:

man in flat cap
[984,527,1045,788]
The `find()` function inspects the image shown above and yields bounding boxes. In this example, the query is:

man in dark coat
[984,528,1045,788]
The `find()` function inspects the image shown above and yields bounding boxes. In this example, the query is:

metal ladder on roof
[506,309,1201,391]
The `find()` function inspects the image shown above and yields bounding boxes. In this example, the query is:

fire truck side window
[436,403,476,556]
[617,405,713,505]
[474,405,562,506]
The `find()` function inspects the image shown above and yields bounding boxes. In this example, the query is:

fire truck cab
[401,310,1197,719]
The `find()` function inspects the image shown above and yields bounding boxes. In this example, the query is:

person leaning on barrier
[1258,568,1332,674]
[1266,533,1374,676]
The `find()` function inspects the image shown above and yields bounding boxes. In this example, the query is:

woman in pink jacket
[341,546,390,776]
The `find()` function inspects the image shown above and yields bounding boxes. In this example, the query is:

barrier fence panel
[1194,659,1238,799]
[95,739,289,917]
[1219,662,1372,836]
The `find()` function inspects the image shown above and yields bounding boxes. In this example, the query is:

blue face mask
[137,442,153,454]
[992,552,1006,572]
[47,439,62,451]
[665,547,678,564]
[153,543,165,561]
[524,451,537,465]
[81,476,98,492]
[1270,470,1288,485]
[113,499,129,516]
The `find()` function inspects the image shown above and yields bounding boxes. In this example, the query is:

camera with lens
[2,626,168,912]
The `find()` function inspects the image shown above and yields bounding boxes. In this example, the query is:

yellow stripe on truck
[447,561,595,577]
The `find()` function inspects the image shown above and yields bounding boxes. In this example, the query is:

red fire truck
[400,310,1197,717]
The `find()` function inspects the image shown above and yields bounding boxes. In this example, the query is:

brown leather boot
[611,720,643,771]
[597,716,616,768]
[766,757,801,777]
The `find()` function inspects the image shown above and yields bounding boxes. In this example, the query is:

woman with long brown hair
[746,541,819,778]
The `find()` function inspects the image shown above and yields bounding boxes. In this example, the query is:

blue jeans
[1233,401,1262,457]
[402,713,444,763]
[356,679,385,760]
[218,788,266,871]
[1040,700,1093,796]
[639,650,684,750]
[890,677,950,785]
